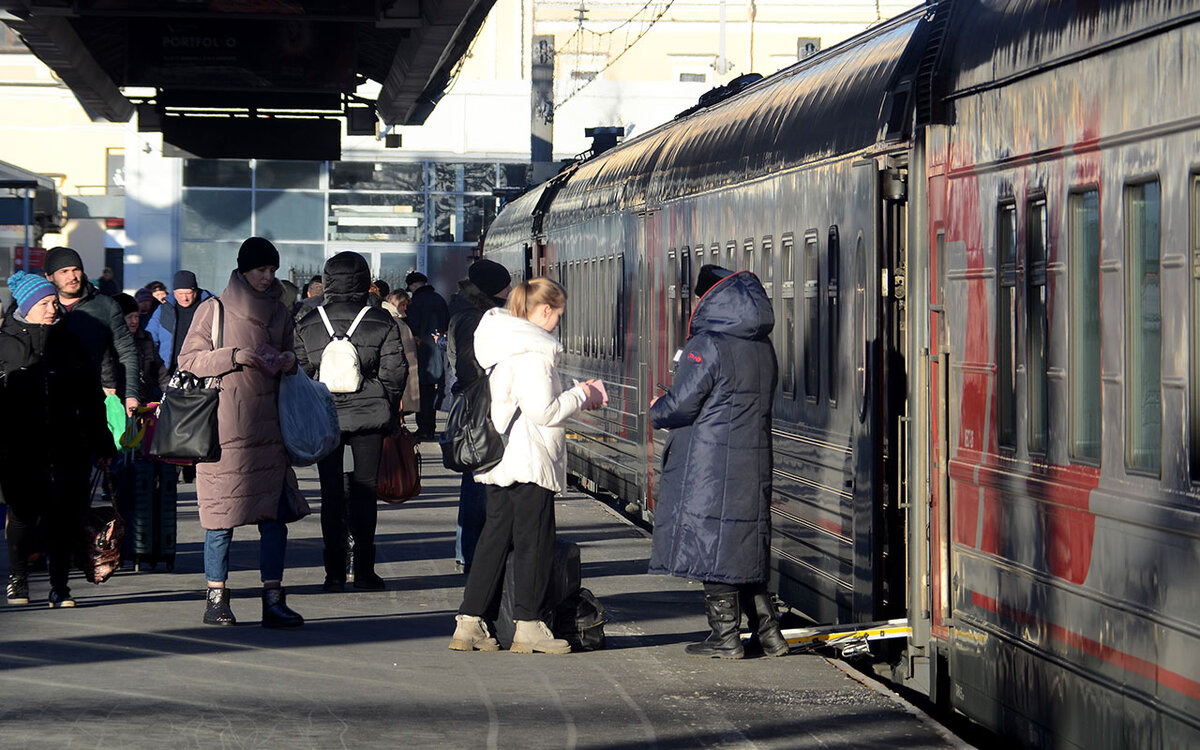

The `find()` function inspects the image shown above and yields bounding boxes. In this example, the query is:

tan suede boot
[510,619,571,654]
[449,614,501,651]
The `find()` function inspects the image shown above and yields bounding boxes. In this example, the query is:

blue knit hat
[9,270,56,318]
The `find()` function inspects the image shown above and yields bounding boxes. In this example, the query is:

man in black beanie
[43,246,140,416]
[446,258,512,570]
[146,269,214,376]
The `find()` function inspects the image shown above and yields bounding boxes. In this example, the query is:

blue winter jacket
[145,289,214,372]
[648,269,777,584]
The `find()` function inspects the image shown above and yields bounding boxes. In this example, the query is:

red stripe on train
[969,591,1200,702]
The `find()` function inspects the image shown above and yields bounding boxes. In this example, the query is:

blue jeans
[204,493,289,583]
[455,471,488,567]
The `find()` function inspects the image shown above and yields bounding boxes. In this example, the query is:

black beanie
[173,270,198,290]
[468,259,512,297]
[44,246,84,275]
[237,237,279,273]
[113,292,138,316]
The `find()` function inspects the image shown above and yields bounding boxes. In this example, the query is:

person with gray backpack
[294,252,407,592]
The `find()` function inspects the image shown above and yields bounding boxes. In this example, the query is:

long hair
[507,277,567,320]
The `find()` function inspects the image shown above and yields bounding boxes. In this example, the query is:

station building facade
[1,0,913,294]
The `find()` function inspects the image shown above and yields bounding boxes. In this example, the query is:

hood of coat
[322,251,371,304]
[689,269,774,341]
[222,268,283,319]
[472,307,561,370]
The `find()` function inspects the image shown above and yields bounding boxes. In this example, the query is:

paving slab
[0,447,964,749]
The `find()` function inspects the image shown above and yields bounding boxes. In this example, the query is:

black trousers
[6,500,82,589]
[416,379,442,436]
[316,432,384,580]
[459,482,556,621]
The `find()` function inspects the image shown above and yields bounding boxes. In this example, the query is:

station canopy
[0,0,498,159]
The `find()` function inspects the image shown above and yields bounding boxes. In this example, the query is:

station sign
[12,247,45,271]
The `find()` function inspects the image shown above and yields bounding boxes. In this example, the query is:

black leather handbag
[439,369,520,474]
[149,300,224,463]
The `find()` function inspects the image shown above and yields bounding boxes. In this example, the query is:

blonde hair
[507,276,567,320]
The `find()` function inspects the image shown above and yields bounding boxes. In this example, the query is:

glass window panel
[378,252,418,291]
[499,164,529,188]
[181,188,251,241]
[464,195,498,243]
[432,195,460,242]
[180,241,239,292]
[329,161,424,191]
[328,191,423,243]
[463,163,496,193]
[1027,198,1049,454]
[434,163,461,193]
[997,203,1018,449]
[1070,189,1102,463]
[256,160,321,189]
[273,243,326,282]
[804,232,820,401]
[1126,181,1162,473]
[256,191,324,241]
[183,160,251,188]
[782,236,796,398]
[680,247,692,345]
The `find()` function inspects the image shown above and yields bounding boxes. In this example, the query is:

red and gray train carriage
[483,1,1200,747]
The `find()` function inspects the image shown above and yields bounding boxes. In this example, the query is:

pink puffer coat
[177,270,308,529]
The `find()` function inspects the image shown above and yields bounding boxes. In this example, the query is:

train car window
[711,243,721,267]
[855,234,869,421]
[760,237,774,296]
[782,234,797,399]
[828,226,841,407]
[616,253,626,359]
[997,203,1018,450]
[1125,180,1162,474]
[680,248,692,346]
[804,230,820,402]
[1192,176,1200,480]
[1069,190,1103,464]
[1027,197,1049,455]
[667,249,677,358]
[744,238,754,274]
[726,240,737,267]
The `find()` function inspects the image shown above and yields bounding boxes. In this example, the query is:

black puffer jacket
[62,281,140,402]
[294,252,407,435]
[447,279,504,389]
[0,313,115,512]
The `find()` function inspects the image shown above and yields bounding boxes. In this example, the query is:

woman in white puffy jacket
[449,277,604,654]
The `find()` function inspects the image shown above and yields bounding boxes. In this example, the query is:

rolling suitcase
[116,456,178,571]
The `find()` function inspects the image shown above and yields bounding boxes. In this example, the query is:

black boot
[742,590,789,657]
[203,587,236,626]
[685,593,744,659]
[322,546,346,592]
[352,542,385,590]
[261,587,303,628]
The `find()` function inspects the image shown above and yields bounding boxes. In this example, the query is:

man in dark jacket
[43,246,140,417]
[648,265,788,660]
[446,259,511,571]
[294,252,408,592]
[405,271,449,439]
[145,270,214,376]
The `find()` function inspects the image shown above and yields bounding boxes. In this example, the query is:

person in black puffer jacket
[0,271,116,608]
[446,259,511,571]
[294,251,408,592]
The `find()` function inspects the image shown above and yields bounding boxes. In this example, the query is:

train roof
[940,0,1200,99]
[544,4,929,224]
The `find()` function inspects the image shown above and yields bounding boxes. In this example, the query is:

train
[481,1,1200,747]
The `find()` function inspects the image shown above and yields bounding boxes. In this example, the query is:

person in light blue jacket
[145,270,213,375]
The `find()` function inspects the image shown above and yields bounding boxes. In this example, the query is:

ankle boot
[261,587,303,628]
[685,593,744,659]
[448,614,501,651]
[510,620,571,654]
[203,587,236,626]
[742,591,789,657]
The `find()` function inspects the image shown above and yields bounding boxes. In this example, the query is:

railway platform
[0,445,966,749]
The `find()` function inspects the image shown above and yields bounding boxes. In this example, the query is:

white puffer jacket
[472,307,588,492]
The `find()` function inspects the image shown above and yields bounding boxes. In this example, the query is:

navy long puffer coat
[648,269,776,584]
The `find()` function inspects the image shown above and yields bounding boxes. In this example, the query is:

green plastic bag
[104,393,126,450]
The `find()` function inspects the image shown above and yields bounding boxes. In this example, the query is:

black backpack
[554,587,607,651]
[439,368,521,473]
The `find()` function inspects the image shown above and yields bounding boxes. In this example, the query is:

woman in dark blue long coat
[648,265,788,659]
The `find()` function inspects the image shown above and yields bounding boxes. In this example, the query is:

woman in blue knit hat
[0,271,116,607]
